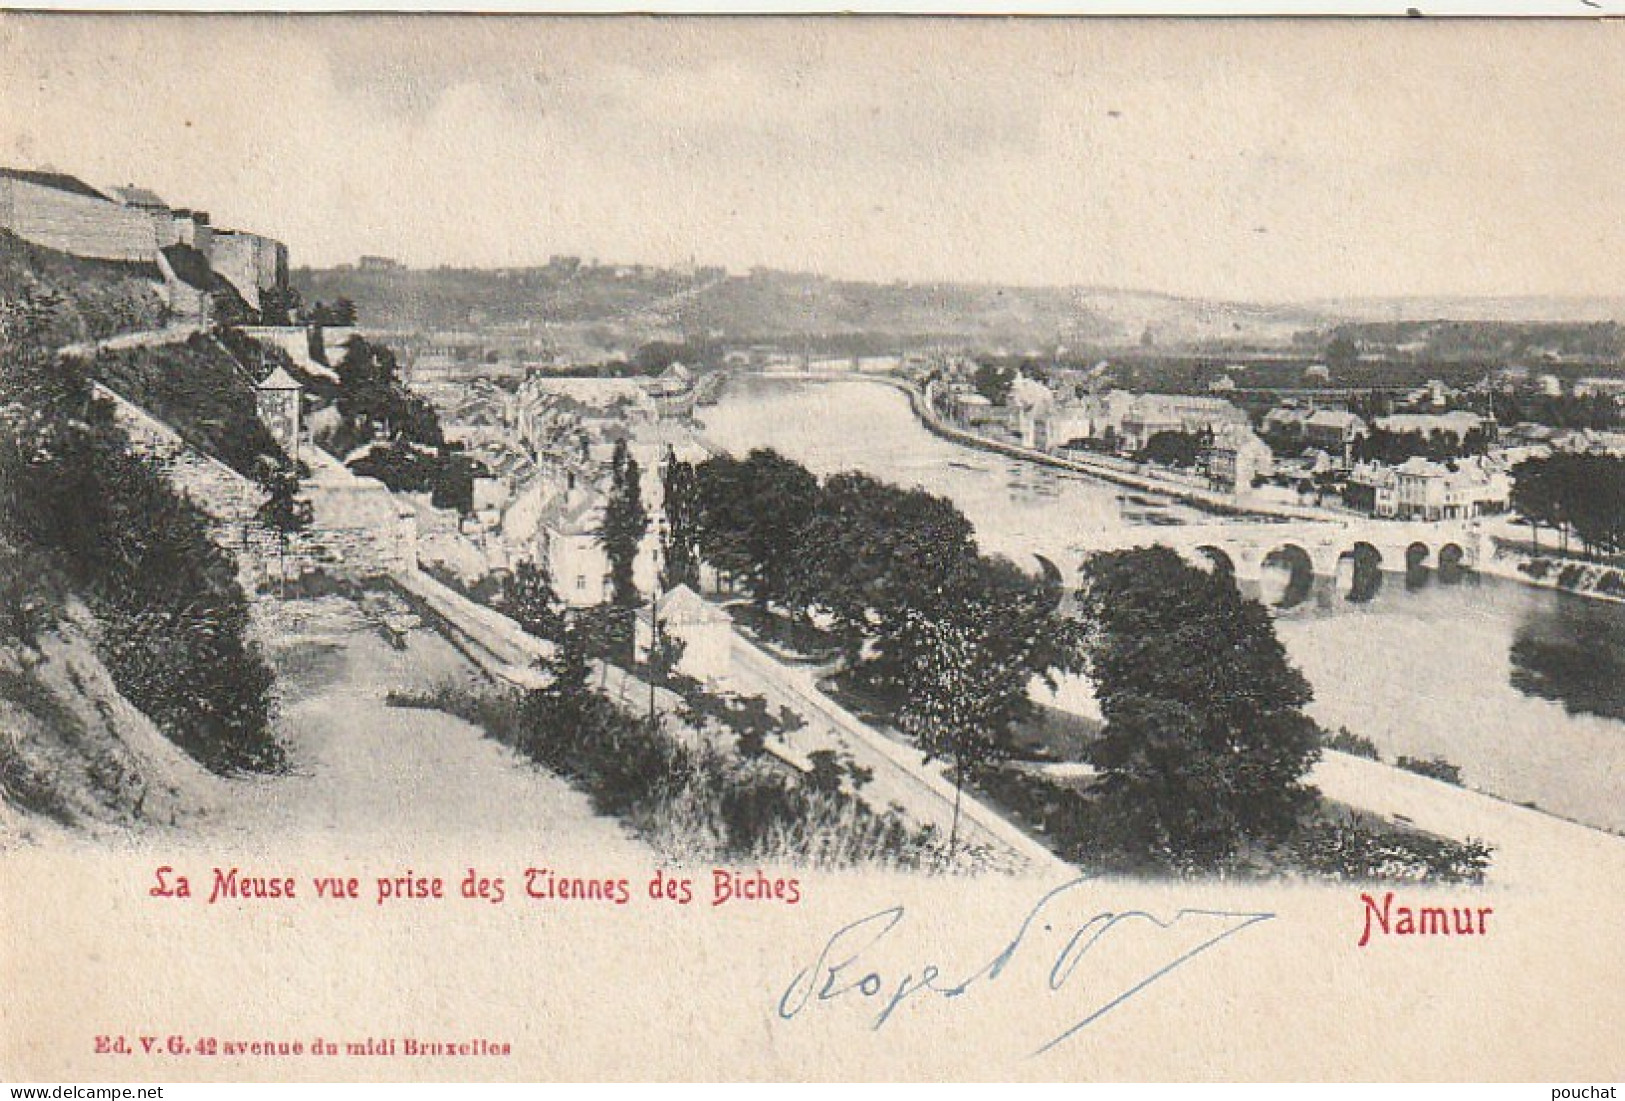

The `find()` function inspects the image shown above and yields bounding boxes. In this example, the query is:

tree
[1511,454,1561,552]
[255,461,312,597]
[519,619,602,761]
[334,336,442,448]
[599,439,649,608]
[307,323,328,367]
[894,556,1082,857]
[972,361,1016,406]
[257,286,301,327]
[791,470,978,675]
[428,449,480,515]
[1075,546,1322,867]
[693,449,820,610]
[502,559,565,641]
[1512,452,1625,557]
[1325,335,1359,372]
[1137,429,1205,470]
[659,449,702,591]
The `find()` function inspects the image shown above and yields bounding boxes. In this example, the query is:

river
[700,374,1625,834]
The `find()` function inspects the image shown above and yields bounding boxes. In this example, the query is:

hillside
[1311,295,1625,325]
[293,262,1338,351]
[0,229,168,347]
[1321,318,1625,365]
[0,596,223,839]
[90,333,288,477]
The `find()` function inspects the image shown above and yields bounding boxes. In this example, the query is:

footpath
[723,632,1072,875]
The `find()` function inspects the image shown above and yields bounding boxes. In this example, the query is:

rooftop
[0,166,110,202]
[108,184,169,210]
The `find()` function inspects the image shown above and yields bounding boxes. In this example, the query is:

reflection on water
[703,375,1625,832]
[1510,598,1625,721]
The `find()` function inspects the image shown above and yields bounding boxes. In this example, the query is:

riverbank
[1478,542,1625,606]
[896,376,1333,522]
[700,373,1625,840]
[868,373,1625,609]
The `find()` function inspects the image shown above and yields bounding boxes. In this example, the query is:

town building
[1302,410,1367,464]
[634,584,734,682]
[535,487,611,607]
[1117,394,1248,453]
[1206,424,1274,496]
[1376,411,1487,442]
[1573,376,1625,404]
[1349,456,1509,520]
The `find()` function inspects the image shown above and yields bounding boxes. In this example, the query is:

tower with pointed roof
[255,366,303,461]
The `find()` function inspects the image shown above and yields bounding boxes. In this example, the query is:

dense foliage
[693,449,821,610]
[971,361,1015,405]
[599,439,648,608]
[0,335,280,773]
[1351,424,1493,465]
[1075,546,1322,866]
[658,450,702,592]
[691,449,1079,849]
[323,335,482,513]
[92,333,288,478]
[1511,452,1625,557]
[0,230,167,344]
[1137,429,1206,469]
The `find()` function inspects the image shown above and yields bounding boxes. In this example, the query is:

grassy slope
[92,334,286,477]
[0,591,222,836]
[0,229,168,345]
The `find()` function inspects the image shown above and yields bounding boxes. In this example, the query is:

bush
[1396,755,1464,786]
[1325,726,1381,760]
[974,762,1492,883]
[1519,558,1551,580]
[1282,820,1491,884]
[0,343,280,774]
[0,230,167,343]
[390,675,939,869]
[92,334,288,478]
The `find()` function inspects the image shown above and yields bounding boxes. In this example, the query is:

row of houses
[1346,456,1512,521]
[408,366,710,608]
[944,385,1253,455]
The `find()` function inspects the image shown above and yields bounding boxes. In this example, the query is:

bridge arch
[1404,541,1433,590]
[1335,541,1384,603]
[1438,542,1469,583]
[1260,543,1316,609]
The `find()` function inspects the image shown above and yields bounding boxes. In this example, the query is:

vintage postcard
[1,14,1623,1083]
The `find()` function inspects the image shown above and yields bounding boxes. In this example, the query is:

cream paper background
[2,15,1624,1082]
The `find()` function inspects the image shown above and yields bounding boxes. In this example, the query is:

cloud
[0,16,1621,301]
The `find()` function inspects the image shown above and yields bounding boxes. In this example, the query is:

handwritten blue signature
[777,876,1274,1056]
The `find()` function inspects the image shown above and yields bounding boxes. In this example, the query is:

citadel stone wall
[0,177,157,263]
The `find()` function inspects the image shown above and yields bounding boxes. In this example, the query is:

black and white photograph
[1,14,1622,1083]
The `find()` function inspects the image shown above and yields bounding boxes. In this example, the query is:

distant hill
[1308,296,1625,325]
[292,262,1339,352]
[1322,318,1625,364]
[293,259,1625,357]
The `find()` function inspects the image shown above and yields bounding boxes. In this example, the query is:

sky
[2,15,1622,302]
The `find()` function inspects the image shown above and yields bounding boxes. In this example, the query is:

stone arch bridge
[1055,518,1489,609]
[1159,518,1484,580]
